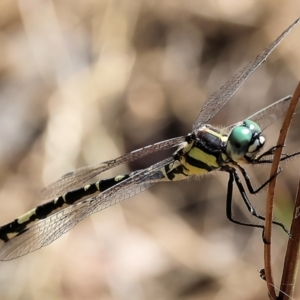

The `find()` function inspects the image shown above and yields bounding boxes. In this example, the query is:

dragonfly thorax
[226,120,265,162]
[171,125,229,176]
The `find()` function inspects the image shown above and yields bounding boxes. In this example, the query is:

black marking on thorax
[193,128,225,154]
[187,128,228,168]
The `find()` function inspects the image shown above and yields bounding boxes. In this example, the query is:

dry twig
[264,81,300,299]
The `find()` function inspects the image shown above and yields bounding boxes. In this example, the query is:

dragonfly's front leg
[253,145,300,164]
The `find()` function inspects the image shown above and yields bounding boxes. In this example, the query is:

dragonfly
[0,19,299,261]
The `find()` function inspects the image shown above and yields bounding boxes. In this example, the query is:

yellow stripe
[7,232,18,240]
[188,148,219,167]
[84,184,91,191]
[182,160,209,175]
[17,208,37,224]
[115,175,126,182]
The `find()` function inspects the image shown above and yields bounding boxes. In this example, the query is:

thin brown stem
[278,83,300,300]
[263,81,300,299]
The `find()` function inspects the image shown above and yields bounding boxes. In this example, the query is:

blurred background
[0,0,300,299]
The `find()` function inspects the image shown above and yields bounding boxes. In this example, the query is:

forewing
[0,157,174,260]
[40,136,184,200]
[192,19,299,131]
[225,95,292,133]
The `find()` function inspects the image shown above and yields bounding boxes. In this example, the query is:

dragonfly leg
[226,167,291,236]
[253,145,300,164]
[224,168,265,230]
[277,150,300,163]
[254,145,283,161]
[236,164,281,194]
[237,166,291,236]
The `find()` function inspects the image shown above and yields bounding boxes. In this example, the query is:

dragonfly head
[226,120,265,162]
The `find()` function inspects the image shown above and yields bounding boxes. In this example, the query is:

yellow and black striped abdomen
[0,174,131,243]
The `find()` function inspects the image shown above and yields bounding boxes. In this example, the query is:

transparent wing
[0,157,174,260]
[192,18,299,131]
[224,95,292,133]
[40,136,184,200]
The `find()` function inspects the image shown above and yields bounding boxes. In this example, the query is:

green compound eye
[226,120,264,161]
[243,120,261,134]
